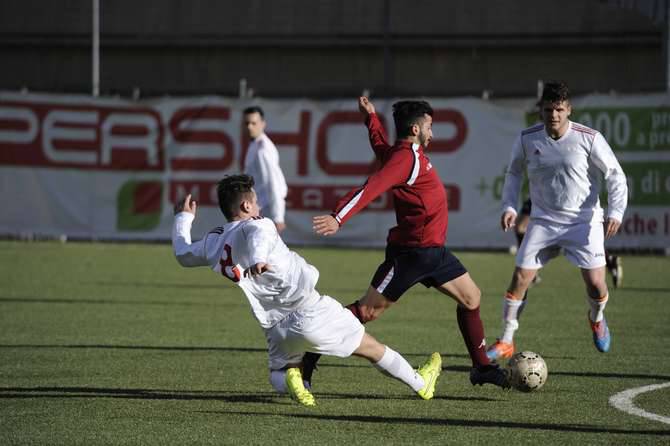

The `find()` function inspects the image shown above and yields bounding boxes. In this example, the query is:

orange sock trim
[505,291,521,300]
[590,294,609,303]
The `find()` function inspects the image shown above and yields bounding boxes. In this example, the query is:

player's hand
[501,210,516,231]
[174,194,197,216]
[244,262,272,278]
[604,218,621,239]
[313,215,340,236]
[274,222,287,233]
[358,96,375,116]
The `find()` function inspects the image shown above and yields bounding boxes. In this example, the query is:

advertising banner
[0,91,667,249]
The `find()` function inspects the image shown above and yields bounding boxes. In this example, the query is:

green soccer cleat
[285,367,316,407]
[416,352,442,400]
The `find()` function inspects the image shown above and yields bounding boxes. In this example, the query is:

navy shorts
[370,245,468,302]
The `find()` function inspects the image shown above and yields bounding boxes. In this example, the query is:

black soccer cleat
[470,364,511,389]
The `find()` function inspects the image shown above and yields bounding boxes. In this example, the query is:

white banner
[0,91,668,249]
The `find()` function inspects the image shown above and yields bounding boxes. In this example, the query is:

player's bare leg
[582,266,611,352]
[514,214,541,286]
[436,273,510,389]
[353,333,442,400]
[436,271,481,309]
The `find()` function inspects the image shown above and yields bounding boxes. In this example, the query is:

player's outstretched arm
[359,96,390,157]
[172,194,210,268]
[313,214,340,236]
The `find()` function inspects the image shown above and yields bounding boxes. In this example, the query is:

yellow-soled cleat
[285,367,316,407]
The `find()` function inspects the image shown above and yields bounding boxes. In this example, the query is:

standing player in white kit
[487,81,628,360]
[172,174,442,406]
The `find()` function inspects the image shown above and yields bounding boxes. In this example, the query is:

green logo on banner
[117,181,163,231]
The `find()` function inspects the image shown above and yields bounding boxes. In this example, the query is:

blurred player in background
[309,97,510,389]
[172,174,442,407]
[243,106,288,233]
[488,81,628,361]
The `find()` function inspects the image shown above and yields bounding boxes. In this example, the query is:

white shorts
[264,294,365,370]
[516,219,606,270]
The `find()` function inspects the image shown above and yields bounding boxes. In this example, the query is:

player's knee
[346,300,377,324]
[585,279,607,298]
[462,287,481,310]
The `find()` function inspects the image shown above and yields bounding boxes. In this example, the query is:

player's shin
[456,305,490,367]
[373,346,425,392]
[587,294,609,323]
[501,292,525,343]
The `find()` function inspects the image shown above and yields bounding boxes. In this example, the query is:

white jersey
[502,121,628,225]
[172,213,319,328]
[244,133,288,224]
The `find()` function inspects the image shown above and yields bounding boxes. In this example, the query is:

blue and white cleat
[589,314,611,353]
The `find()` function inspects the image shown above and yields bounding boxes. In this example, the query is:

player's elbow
[173,247,196,267]
[174,252,190,267]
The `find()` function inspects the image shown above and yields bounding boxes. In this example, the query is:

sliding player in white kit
[172,174,442,407]
[487,81,628,360]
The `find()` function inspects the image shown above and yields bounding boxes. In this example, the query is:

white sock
[588,294,608,322]
[501,296,524,344]
[374,346,425,392]
[269,370,311,394]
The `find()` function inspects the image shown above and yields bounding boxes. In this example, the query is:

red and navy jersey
[332,113,448,247]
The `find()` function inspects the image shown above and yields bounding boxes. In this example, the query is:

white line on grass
[609,382,670,425]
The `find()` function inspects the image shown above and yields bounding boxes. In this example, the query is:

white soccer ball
[506,351,548,392]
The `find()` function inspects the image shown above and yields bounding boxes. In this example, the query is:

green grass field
[1,241,669,445]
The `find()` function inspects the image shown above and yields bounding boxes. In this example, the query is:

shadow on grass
[0,344,265,353]
[0,296,229,307]
[0,386,495,403]
[208,410,670,436]
[3,345,668,381]
[319,361,670,381]
[550,371,670,381]
[307,392,496,402]
[0,386,281,403]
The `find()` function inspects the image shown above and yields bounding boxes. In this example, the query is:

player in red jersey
[306,97,509,389]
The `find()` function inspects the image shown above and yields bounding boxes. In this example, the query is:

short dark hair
[243,106,265,119]
[217,174,255,221]
[540,81,570,104]
[392,100,433,138]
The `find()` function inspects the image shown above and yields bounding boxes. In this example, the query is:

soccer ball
[506,351,548,392]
